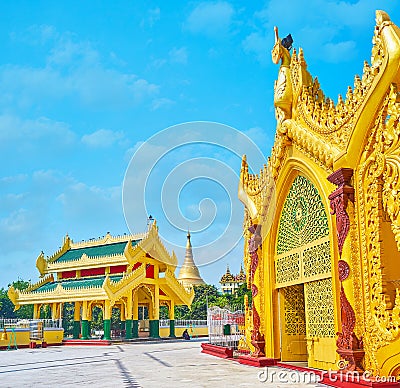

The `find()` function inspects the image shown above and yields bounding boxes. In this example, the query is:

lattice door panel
[275,175,332,288]
[280,285,307,362]
[304,278,335,339]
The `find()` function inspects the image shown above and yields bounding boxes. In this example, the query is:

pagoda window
[109,265,127,274]
[61,270,76,279]
[81,267,105,277]
[146,264,154,278]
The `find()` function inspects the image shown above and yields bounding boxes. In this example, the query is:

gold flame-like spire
[177,230,205,287]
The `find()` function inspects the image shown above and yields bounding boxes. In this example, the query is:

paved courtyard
[0,339,327,387]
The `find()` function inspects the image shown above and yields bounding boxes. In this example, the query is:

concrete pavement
[0,339,327,387]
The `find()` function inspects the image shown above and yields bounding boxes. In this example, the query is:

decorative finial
[281,34,293,51]
[147,215,155,230]
[274,26,279,43]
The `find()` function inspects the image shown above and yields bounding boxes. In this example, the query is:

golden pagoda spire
[177,230,205,287]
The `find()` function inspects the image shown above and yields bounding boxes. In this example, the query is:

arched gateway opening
[275,175,336,368]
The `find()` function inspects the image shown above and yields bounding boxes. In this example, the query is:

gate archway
[275,175,336,369]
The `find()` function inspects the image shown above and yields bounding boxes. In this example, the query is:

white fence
[207,306,245,349]
[159,319,207,327]
[0,318,63,329]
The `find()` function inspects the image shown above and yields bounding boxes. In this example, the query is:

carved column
[328,168,354,257]
[248,224,265,357]
[328,168,364,373]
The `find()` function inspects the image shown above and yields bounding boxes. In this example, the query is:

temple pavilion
[219,265,246,295]
[8,222,194,340]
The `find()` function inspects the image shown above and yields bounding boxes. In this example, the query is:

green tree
[0,287,15,318]
[173,283,251,320]
[175,284,220,320]
[0,279,33,319]
[234,283,252,306]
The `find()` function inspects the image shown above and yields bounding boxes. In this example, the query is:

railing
[159,319,207,327]
[207,306,245,350]
[0,318,63,329]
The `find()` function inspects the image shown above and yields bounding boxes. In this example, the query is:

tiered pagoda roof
[220,265,246,284]
[8,223,194,309]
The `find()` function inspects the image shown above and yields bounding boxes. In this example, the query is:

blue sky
[0,1,397,288]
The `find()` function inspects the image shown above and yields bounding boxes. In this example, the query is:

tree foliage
[0,279,33,319]
[174,283,251,320]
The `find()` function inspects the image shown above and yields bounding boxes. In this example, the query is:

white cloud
[242,0,393,65]
[10,24,58,45]
[242,32,269,64]
[151,58,167,69]
[169,47,188,64]
[323,40,357,63]
[243,127,271,152]
[0,114,76,147]
[0,175,126,286]
[0,208,31,235]
[56,181,122,228]
[151,97,175,111]
[141,7,161,28]
[81,129,125,148]
[0,31,159,111]
[186,1,234,37]
[125,140,145,162]
[0,174,28,184]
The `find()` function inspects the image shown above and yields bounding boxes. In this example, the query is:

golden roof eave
[336,10,400,168]
[125,222,178,269]
[38,232,146,275]
[46,253,127,272]
[69,231,145,249]
[162,269,195,306]
[103,265,147,304]
[9,283,108,305]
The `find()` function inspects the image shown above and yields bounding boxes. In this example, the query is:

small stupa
[177,231,205,287]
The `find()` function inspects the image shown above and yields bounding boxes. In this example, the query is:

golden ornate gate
[276,176,336,368]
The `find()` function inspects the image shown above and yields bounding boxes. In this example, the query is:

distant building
[219,265,246,295]
[177,231,205,287]
[7,223,194,340]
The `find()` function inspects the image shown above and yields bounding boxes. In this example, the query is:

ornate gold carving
[164,269,194,306]
[237,9,400,375]
[380,84,400,249]
[25,274,54,292]
[290,12,386,148]
[357,83,400,372]
[276,252,300,285]
[303,241,331,279]
[103,266,146,303]
[275,174,331,289]
[36,251,47,277]
[238,155,275,223]
[305,279,335,338]
[125,222,178,269]
[47,234,71,263]
[70,231,145,249]
[7,286,20,311]
[272,26,293,122]
[277,176,329,254]
[283,285,306,336]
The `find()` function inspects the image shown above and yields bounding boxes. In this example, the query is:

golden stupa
[177,231,205,287]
